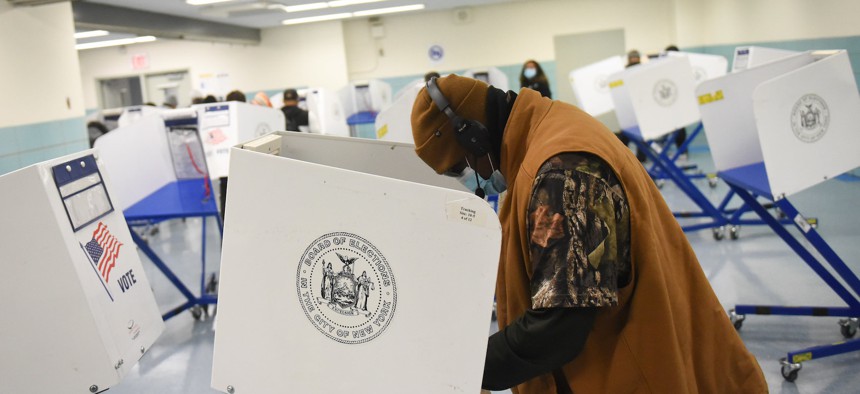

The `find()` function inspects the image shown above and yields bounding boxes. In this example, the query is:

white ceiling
[84,0,520,29]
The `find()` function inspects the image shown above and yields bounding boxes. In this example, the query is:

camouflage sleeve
[527,154,629,309]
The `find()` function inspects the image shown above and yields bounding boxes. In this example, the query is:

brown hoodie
[496,89,767,393]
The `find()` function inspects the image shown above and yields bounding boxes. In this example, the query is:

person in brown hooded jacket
[411,74,767,393]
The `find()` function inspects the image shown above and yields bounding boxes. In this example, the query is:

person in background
[519,59,551,98]
[411,75,767,393]
[281,88,309,132]
[251,91,272,107]
[225,90,246,102]
[202,95,218,104]
[424,71,441,82]
[615,50,647,162]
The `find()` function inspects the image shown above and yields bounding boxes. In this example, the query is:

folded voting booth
[95,110,221,320]
[698,50,860,380]
[731,46,798,73]
[0,151,164,393]
[195,101,285,180]
[212,132,500,393]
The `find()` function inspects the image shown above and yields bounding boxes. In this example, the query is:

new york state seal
[297,232,396,344]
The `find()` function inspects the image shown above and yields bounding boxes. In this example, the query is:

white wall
[76,0,860,111]
[674,0,860,47]
[344,0,678,81]
[0,2,84,127]
[78,21,349,110]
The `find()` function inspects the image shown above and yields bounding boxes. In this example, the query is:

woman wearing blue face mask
[519,59,552,99]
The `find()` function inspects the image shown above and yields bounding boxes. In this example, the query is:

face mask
[523,67,537,79]
[455,158,508,196]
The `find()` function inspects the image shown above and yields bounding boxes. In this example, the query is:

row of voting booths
[571,47,860,380]
[699,50,860,381]
[3,44,859,390]
[2,96,501,391]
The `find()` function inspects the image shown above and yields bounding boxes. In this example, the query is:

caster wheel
[729,309,745,330]
[708,176,718,188]
[839,318,858,338]
[190,305,203,320]
[780,358,802,382]
[713,227,725,241]
[730,226,740,240]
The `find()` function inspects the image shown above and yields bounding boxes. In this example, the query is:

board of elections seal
[296,232,396,344]
[653,79,678,107]
[791,94,830,143]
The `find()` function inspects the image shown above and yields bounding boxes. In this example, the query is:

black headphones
[426,77,493,158]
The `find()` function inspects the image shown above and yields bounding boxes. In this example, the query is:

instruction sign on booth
[0,151,164,393]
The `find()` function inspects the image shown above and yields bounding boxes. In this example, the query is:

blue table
[623,127,788,238]
[721,163,860,381]
[125,179,222,320]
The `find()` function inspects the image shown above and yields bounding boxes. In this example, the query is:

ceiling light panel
[76,36,156,50]
[74,30,109,39]
[281,12,352,25]
[353,4,424,16]
[186,0,235,5]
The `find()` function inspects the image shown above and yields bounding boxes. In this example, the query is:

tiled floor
[108,150,860,393]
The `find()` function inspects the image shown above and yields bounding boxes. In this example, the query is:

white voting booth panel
[212,132,496,393]
[307,87,350,137]
[238,132,466,192]
[0,151,164,393]
[464,67,510,91]
[698,50,860,198]
[94,114,176,210]
[195,101,285,179]
[569,56,625,117]
[375,81,422,144]
[667,52,728,84]
[732,46,799,73]
[609,56,700,140]
[117,105,164,128]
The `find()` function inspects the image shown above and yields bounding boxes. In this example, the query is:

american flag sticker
[80,222,123,301]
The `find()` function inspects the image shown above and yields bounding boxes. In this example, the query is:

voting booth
[211,132,499,393]
[697,50,860,199]
[195,101,285,180]
[339,80,392,139]
[0,151,164,393]
[94,109,221,320]
[464,67,510,91]
[731,46,798,73]
[609,55,700,140]
[569,56,625,117]
[666,51,728,84]
[375,81,422,144]
[699,50,860,380]
[306,87,350,137]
